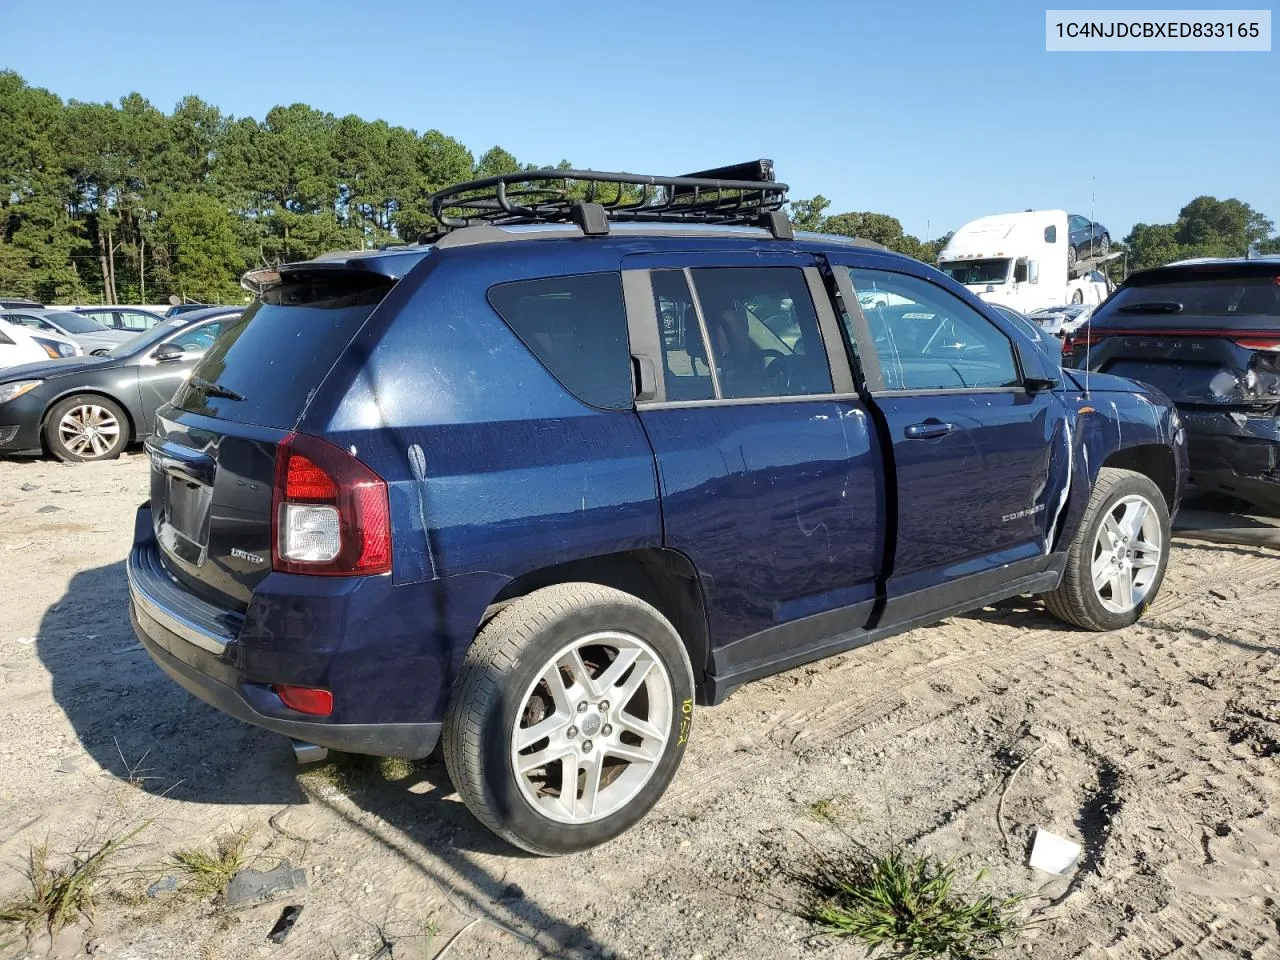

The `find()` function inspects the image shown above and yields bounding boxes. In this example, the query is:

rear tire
[43,394,129,462]
[442,583,695,855]
[1071,289,1084,304]
[1067,244,1078,268]
[1099,234,1110,256]
[1043,468,1171,631]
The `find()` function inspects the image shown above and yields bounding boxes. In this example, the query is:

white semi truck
[936,210,1115,314]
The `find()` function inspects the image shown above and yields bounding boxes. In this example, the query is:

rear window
[1103,275,1280,319]
[173,272,392,428]
[487,273,632,410]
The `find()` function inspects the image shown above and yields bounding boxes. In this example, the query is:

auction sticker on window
[1046,9,1271,50]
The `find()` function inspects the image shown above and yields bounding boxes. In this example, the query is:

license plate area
[155,468,213,567]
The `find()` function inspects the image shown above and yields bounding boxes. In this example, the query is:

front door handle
[904,419,956,440]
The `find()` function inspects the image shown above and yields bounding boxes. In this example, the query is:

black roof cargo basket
[425,159,791,239]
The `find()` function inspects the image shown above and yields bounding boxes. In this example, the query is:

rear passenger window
[488,273,632,410]
[651,270,715,402]
[689,267,833,400]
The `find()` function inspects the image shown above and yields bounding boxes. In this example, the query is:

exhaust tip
[291,740,328,765]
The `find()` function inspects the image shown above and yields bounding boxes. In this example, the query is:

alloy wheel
[511,630,673,825]
[1091,494,1162,614]
[58,404,122,458]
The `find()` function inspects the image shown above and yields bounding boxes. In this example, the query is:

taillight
[1233,338,1280,351]
[271,432,391,576]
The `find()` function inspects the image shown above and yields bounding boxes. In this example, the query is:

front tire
[443,583,695,855]
[43,394,129,462]
[1067,244,1078,268]
[1043,468,1170,631]
[1099,234,1110,256]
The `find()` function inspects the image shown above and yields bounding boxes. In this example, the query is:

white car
[0,308,135,355]
[1028,304,1094,338]
[0,317,83,370]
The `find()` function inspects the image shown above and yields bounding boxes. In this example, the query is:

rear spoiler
[241,267,280,296]
[1124,259,1280,287]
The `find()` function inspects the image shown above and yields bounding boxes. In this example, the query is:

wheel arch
[1101,443,1176,510]
[483,548,714,704]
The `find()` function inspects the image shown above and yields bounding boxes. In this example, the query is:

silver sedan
[0,308,138,356]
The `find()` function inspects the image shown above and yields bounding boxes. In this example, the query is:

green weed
[0,824,147,938]
[170,829,251,898]
[801,847,1024,959]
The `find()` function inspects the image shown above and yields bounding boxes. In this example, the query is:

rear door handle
[904,420,955,440]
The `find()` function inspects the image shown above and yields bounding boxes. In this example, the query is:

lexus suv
[127,162,1187,854]
[1066,257,1280,512]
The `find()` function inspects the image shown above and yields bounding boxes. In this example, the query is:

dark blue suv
[127,162,1187,854]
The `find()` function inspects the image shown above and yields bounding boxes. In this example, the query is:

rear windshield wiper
[191,376,245,401]
[1117,301,1183,314]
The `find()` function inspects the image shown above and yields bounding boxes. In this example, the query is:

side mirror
[1018,343,1061,389]
[152,343,184,362]
[1028,259,1040,285]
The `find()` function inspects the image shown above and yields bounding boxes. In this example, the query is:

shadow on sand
[37,559,606,956]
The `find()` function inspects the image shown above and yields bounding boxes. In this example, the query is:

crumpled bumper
[1180,408,1280,512]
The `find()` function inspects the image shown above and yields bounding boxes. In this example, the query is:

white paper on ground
[1029,827,1082,874]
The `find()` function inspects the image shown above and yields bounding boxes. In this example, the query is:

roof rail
[424,159,791,240]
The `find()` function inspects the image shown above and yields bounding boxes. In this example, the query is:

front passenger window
[846,268,1019,391]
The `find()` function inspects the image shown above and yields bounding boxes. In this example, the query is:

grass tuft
[298,754,424,792]
[0,825,147,938]
[800,847,1024,959]
[170,829,252,898]
[806,794,861,824]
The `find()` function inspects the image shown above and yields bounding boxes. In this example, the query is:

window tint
[488,273,632,410]
[689,267,833,399]
[170,320,228,352]
[174,274,392,429]
[1102,276,1280,319]
[652,270,714,401]
[846,268,1019,391]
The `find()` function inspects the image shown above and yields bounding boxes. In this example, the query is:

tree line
[1,71,1276,305]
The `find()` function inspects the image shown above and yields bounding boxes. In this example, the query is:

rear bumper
[1181,409,1280,512]
[127,517,441,759]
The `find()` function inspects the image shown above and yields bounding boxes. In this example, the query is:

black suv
[126,162,1187,854]
[1066,257,1280,512]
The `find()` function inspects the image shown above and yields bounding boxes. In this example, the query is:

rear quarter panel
[296,241,662,684]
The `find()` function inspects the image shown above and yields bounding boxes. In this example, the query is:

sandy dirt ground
[1,455,1278,960]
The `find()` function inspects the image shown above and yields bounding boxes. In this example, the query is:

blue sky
[4,0,1276,242]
